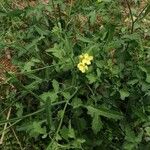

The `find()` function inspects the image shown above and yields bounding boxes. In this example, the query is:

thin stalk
[46,87,78,149]
[51,0,59,27]
[0,101,66,125]
[9,123,24,150]
[124,1,149,52]
[0,108,11,144]
[16,62,65,75]
[134,4,149,23]
[125,0,134,33]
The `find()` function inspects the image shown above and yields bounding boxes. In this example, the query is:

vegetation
[0,0,150,149]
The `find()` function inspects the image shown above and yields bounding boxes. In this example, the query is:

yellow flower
[77,62,88,73]
[79,54,84,60]
[77,53,93,73]
[84,53,93,60]
[82,53,93,65]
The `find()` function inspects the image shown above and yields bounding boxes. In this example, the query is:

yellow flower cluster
[77,53,93,73]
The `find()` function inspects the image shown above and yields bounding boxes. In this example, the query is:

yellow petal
[82,58,91,65]
[77,62,88,73]
[82,59,87,64]
[89,56,93,61]
[85,65,88,70]
[77,63,81,68]
[79,54,84,60]
[81,69,85,73]
[83,53,89,59]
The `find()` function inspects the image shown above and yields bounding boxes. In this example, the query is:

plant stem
[51,0,59,27]
[46,87,78,149]
[9,122,24,150]
[0,108,11,144]
[0,101,66,125]
[125,0,134,33]
[134,4,149,23]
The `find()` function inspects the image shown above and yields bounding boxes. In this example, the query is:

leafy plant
[0,0,150,150]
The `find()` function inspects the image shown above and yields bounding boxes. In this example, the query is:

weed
[0,0,150,150]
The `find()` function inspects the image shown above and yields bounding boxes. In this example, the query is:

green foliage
[0,0,150,149]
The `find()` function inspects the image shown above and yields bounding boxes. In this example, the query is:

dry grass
[11,0,49,10]
[0,55,17,83]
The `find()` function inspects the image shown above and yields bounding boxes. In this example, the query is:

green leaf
[123,142,135,150]
[145,127,150,136]
[86,73,97,84]
[15,103,23,117]
[87,106,123,120]
[62,92,70,99]
[72,138,86,148]
[34,25,49,36]
[25,36,44,50]
[127,79,138,85]
[29,121,46,138]
[52,79,59,92]
[45,97,52,130]
[60,126,69,140]
[146,74,150,83]
[139,66,150,83]
[124,125,137,142]
[22,61,35,72]
[92,114,103,134]
[40,91,58,103]
[71,98,83,109]
[25,80,42,90]
[123,125,143,150]
[22,58,41,72]
[141,82,150,92]
[46,43,64,59]
[77,35,94,43]
[87,105,122,134]
[68,120,75,138]
[89,10,96,25]
[119,89,130,100]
